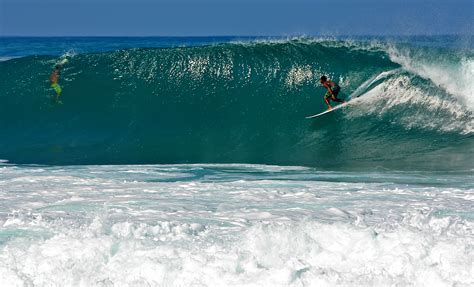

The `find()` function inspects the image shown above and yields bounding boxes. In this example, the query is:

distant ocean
[0,36,473,285]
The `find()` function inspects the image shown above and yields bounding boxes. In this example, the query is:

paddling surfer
[320,75,344,110]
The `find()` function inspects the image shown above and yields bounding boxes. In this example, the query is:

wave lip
[0,56,21,62]
[387,44,474,111]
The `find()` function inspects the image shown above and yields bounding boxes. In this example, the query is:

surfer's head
[320,75,327,83]
[55,64,61,70]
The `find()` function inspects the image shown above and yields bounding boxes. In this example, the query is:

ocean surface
[0,36,473,286]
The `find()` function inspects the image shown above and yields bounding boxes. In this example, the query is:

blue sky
[1,0,472,36]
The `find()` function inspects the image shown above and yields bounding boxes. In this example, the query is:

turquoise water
[0,37,473,285]
[1,37,472,169]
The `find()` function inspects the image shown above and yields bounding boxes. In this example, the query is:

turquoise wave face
[0,40,472,170]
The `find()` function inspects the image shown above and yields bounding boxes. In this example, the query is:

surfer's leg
[331,96,344,103]
[51,83,62,95]
[324,94,332,109]
[51,83,62,103]
[330,86,345,103]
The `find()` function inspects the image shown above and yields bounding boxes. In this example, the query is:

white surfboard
[305,101,350,119]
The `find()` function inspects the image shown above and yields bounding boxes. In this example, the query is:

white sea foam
[387,45,474,111]
[1,215,471,286]
[345,74,474,134]
[0,164,472,286]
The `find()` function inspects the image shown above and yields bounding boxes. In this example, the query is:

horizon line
[1,33,473,38]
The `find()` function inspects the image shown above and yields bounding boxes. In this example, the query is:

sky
[1,0,472,36]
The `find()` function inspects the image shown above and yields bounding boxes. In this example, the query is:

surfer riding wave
[320,75,345,110]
